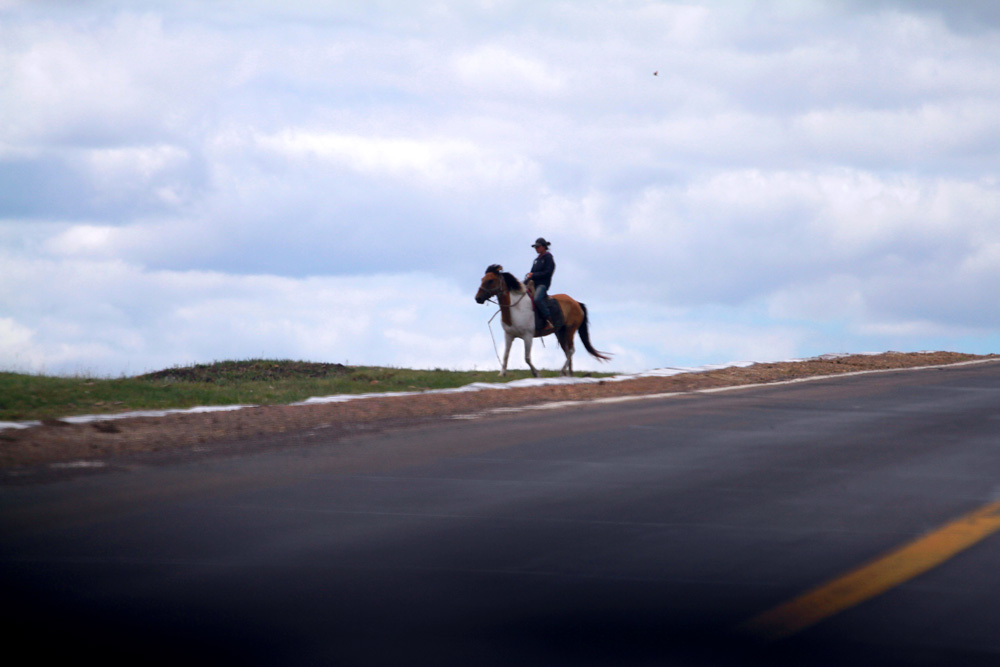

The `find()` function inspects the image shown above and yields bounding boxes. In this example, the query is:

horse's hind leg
[557,327,576,376]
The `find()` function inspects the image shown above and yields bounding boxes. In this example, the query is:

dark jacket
[530,251,555,289]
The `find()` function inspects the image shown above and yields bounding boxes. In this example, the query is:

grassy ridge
[0,360,612,422]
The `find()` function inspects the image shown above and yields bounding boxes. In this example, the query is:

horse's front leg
[499,331,515,377]
[522,334,540,378]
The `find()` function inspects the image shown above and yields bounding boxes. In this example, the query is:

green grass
[0,359,615,422]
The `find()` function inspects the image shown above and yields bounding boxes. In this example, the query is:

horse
[474,264,611,377]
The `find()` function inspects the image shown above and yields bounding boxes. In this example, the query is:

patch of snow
[0,405,254,431]
[0,352,943,431]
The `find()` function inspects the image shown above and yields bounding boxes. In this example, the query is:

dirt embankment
[1,352,994,470]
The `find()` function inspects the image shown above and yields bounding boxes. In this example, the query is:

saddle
[525,282,564,336]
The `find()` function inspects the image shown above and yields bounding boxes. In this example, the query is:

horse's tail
[578,303,612,362]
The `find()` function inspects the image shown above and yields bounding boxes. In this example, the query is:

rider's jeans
[534,284,550,319]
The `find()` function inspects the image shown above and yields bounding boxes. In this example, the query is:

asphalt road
[3,361,1000,665]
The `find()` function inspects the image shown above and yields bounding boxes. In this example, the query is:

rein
[484,275,529,323]
[483,274,544,363]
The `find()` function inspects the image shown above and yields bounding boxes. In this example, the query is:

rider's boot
[535,310,549,336]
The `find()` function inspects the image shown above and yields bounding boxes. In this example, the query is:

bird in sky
[653,70,658,76]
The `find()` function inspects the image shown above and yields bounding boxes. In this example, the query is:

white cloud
[1,13,228,145]
[43,224,118,257]
[0,254,554,375]
[453,44,566,96]
[2,1,1000,376]
[599,313,807,370]
[250,128,537,190]
[84,144,190,182]
[792,101,1000,167]
[583,169,1000,305]
[0,317,37,372]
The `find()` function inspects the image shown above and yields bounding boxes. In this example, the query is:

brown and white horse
[475,264,611,377]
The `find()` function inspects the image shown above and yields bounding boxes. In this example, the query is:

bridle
[481,272,529,310]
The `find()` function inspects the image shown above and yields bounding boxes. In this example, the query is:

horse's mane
[485,264,524,293]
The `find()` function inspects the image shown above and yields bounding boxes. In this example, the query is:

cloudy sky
[2,0,999,377]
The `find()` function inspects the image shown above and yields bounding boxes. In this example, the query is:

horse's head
[475,265,504,304]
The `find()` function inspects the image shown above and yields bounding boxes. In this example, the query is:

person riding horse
[526,237,555,332]
[475,262,610,377]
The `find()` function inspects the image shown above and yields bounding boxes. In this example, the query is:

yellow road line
[738,499,1000,642]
